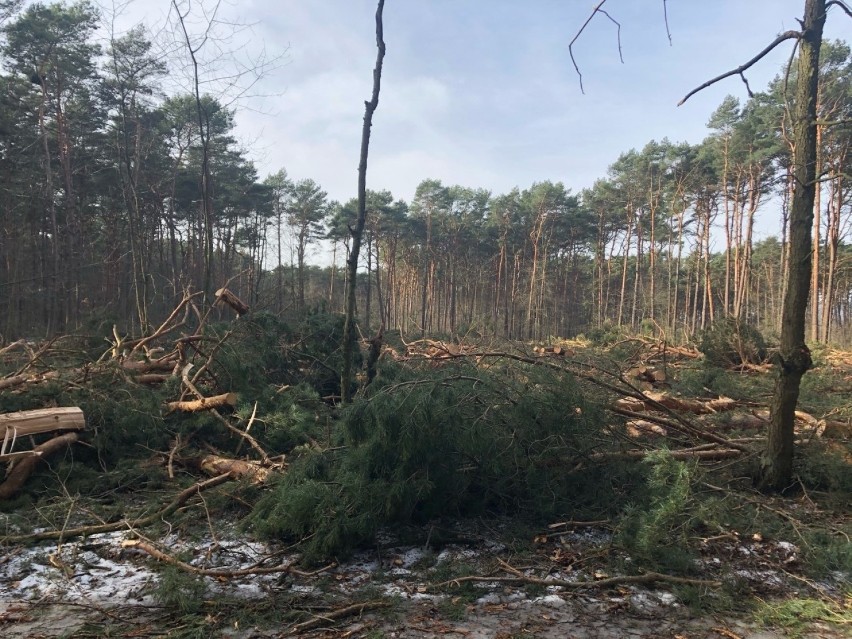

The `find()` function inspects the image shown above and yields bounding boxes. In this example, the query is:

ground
[0,520,847,638]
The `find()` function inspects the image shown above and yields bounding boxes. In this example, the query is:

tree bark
[341,0,385,404]
[0,433,79,500]
[760,0,825,491]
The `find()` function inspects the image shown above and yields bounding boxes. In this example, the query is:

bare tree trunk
[810,122,822,342]
[341,0,385,404]
[760,0,824,491]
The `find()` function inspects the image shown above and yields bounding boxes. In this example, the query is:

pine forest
[0,2,850,637]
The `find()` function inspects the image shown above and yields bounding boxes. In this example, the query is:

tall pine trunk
[760,0,825,491]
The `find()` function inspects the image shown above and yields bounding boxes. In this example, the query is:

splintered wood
[1,407,85,459]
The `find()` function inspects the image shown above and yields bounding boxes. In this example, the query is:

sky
[103,0,848,229]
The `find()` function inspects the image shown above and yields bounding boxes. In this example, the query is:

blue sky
[110,0,849,228]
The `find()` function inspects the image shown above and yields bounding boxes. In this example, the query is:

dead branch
[434,570,720,591]
[0,433,79,500]
[678,31,801,106]
[826,0,852,18]
[126,291,200,357]
[121,538,332,578]
[166,392,238,413]
[547,520,610,529]
[0,339,27,357]
[568,0,623,94]
[291,600,390,633]
[1,473,232,544]
[179,364,271,464]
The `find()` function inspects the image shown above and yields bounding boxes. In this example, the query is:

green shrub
[616,451,714,573]
[248,359,611,561]
[699,317,767,367]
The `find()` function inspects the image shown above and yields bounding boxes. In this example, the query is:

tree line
[0,1,850,348]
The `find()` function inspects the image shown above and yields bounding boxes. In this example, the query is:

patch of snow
[532,594,567,608]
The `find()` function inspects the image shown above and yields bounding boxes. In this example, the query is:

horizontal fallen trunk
[0,370,61,392]
[0,432,79,500]
[166,392,238,413]
[615,392,737,415]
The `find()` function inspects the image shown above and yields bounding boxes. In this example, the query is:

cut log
[625,420,668,437]
[0,433,79,500]
[215,287,250,316]
[1,407,85,458]
[0,370,61,391]
[166,392,238,413]
[614,392,737,415]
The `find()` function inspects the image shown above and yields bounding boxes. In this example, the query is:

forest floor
[1,317,850,638]
[1,515,848,638]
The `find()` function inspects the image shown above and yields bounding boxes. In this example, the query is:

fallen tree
[0,432,79,500]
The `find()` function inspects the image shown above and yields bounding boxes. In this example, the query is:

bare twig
[291,600,390,633]
[826,0,852,18]
[568,0,624,94]
[662,0,672,45]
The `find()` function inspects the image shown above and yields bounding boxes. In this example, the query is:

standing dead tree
[568,0,850,491]
[341,0,386,404]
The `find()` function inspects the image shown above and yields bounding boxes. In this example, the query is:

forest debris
[193,454,274,483]
[121,352,179,373]
[0,432,79,500]
[625,420,668,437]
[179,364,272,464]
[166,392,238,413]
[2,473,234,543]
[290,600,390,633]
[533,345,575,357]
[0,339,28,357]
[215,287,250,316]
[432,567,721,591]
[121,538,332,578]
[821,420,852,438]
[1,407,85,459]
[615,392,737,415]
[748,409,851,438]
[133,373,171,385]
[0,370,61,391]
